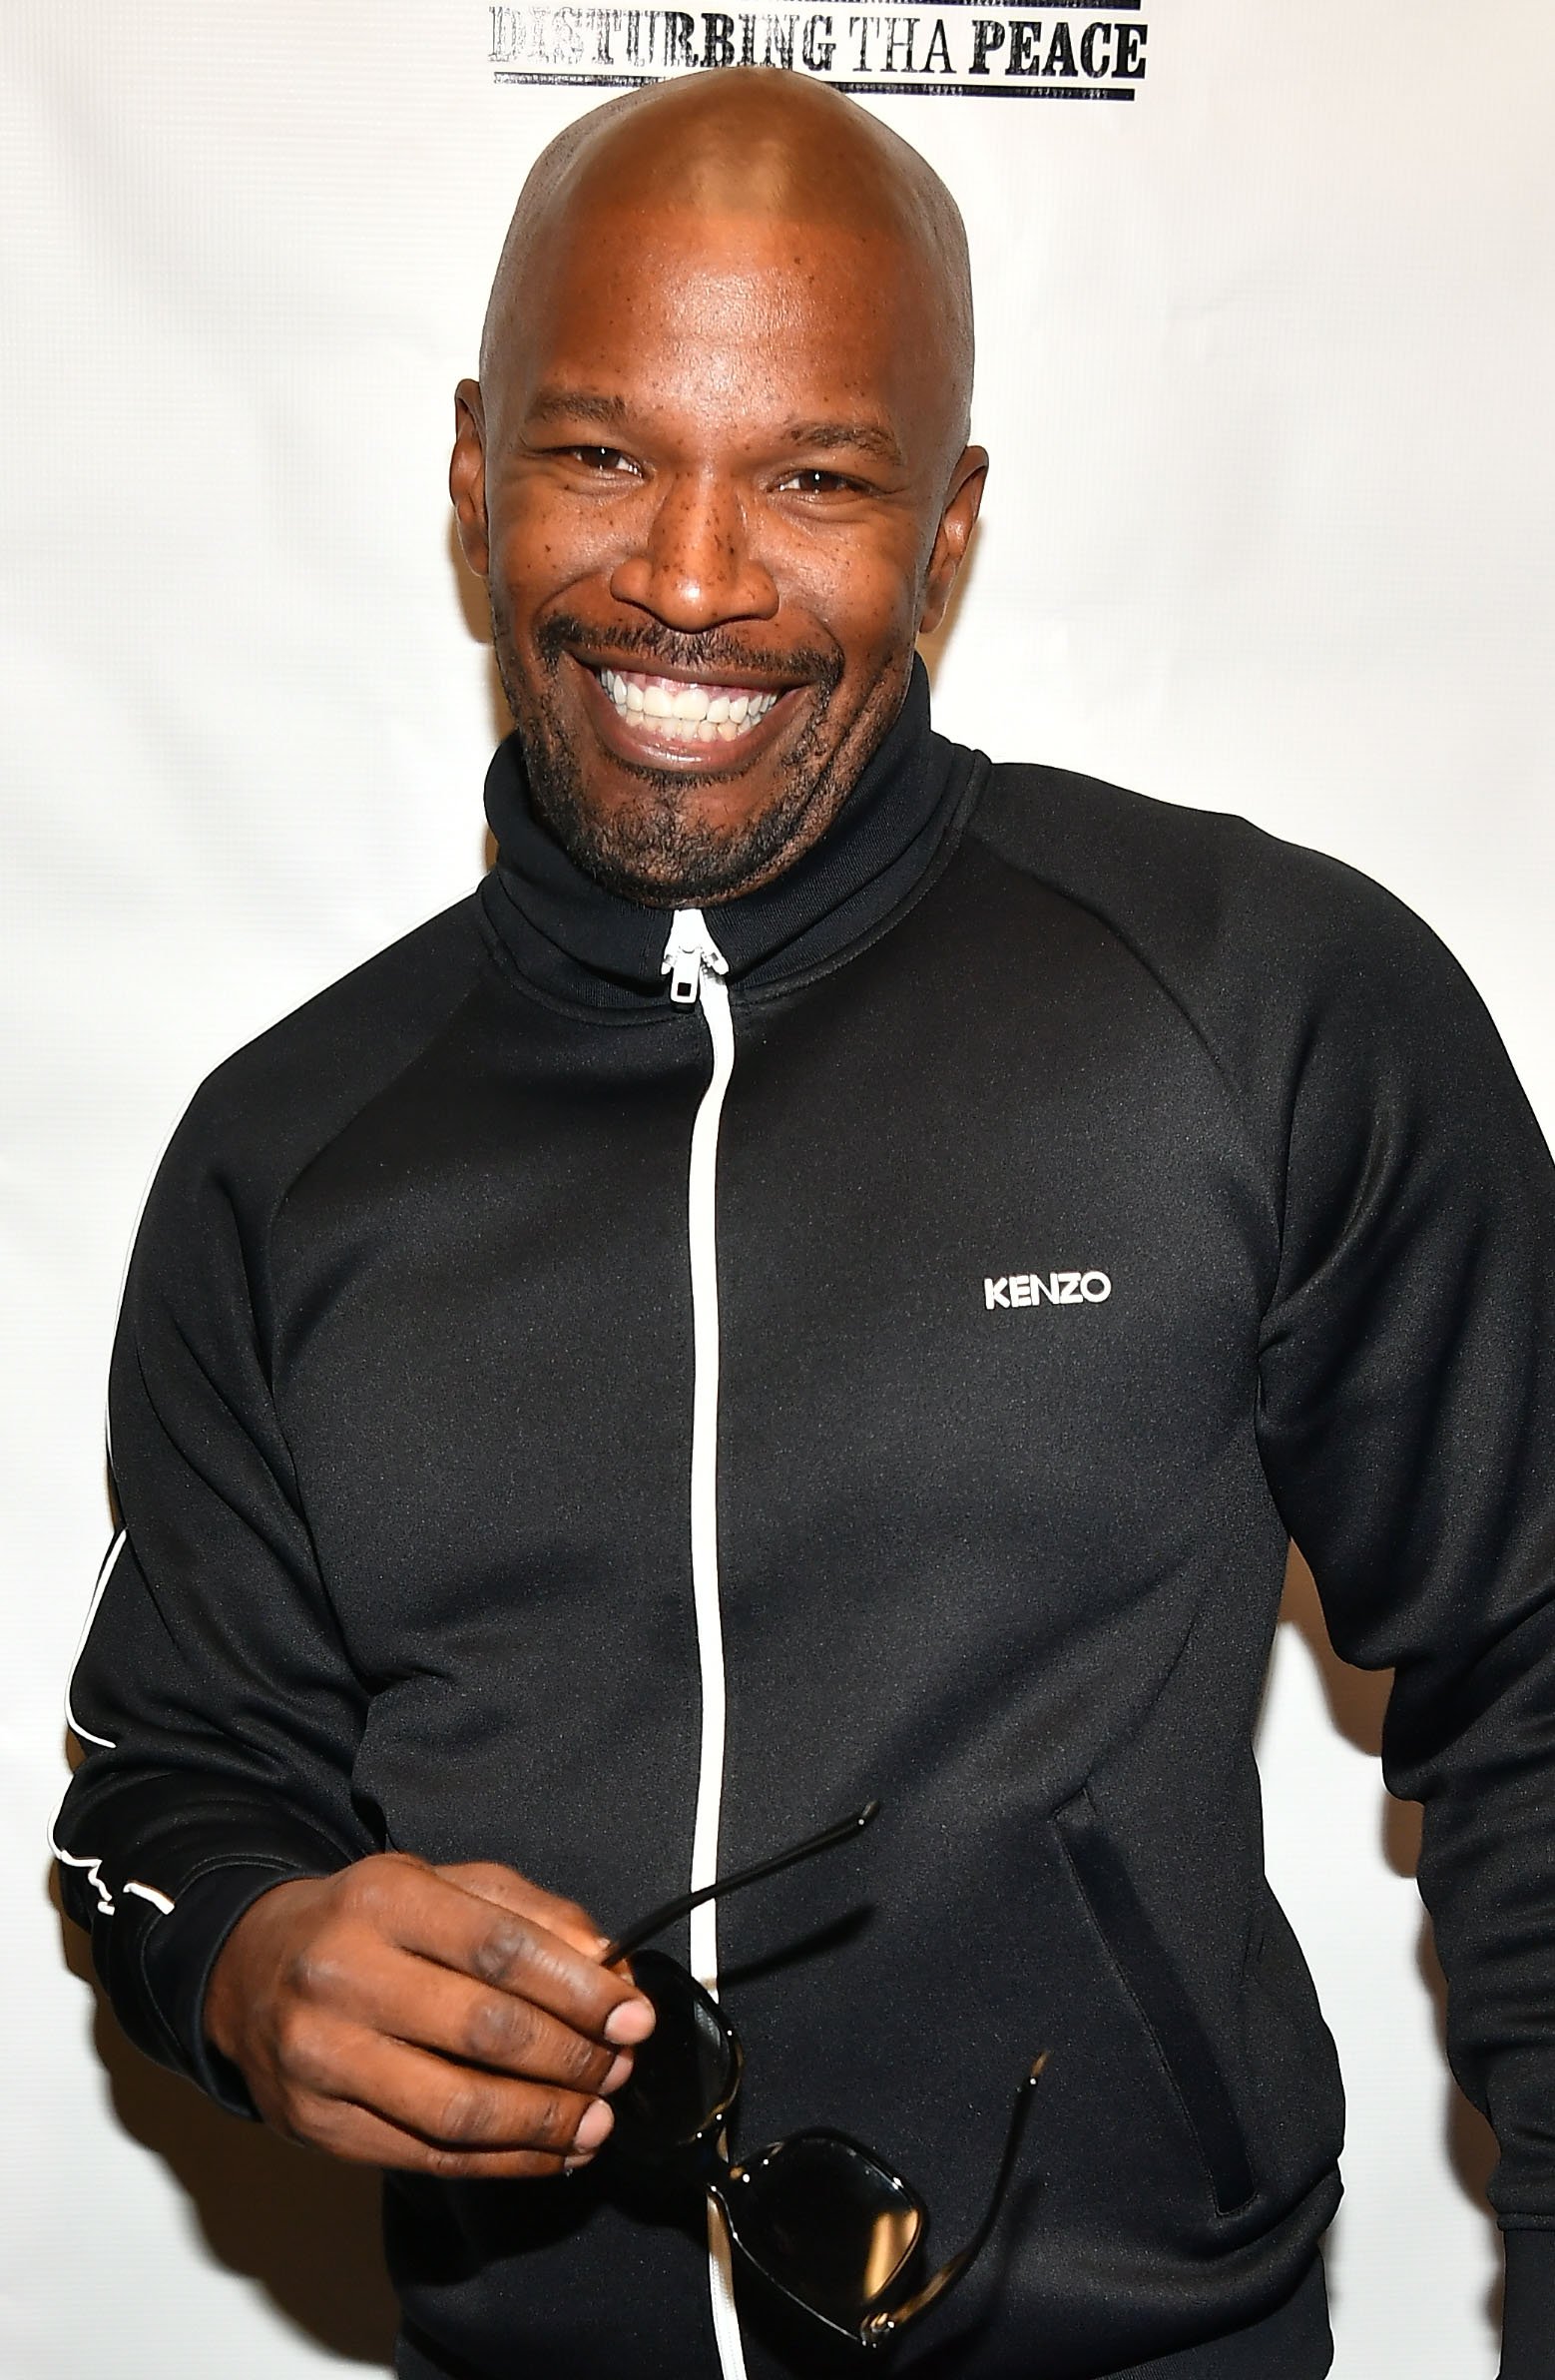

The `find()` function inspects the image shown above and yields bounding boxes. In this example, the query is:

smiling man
[454,72,983,904]
[55,65,1555,2380]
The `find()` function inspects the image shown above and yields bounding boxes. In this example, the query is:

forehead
[502,201,944,447]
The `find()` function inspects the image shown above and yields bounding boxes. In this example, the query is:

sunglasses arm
[602,1800,881,1967]
[860,2054,1049,2351]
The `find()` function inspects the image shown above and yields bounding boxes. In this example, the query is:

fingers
[327,1939,623,2096]
[286,2066,609,2180]
[343,1858,655,2048]
[430,1868,650,2048]
[281,2022,615,2178]
[290,2094,574,2180]
[432,1868,652,2029]
[206,1853,658,2179]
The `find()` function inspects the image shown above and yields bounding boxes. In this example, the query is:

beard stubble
[492,604,850,907]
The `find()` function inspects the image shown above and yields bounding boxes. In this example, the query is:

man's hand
[204,1853,655,2178]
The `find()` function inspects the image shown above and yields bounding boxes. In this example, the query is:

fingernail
[602,2052,633,2093]
[572,2097,614,2153]
[604,1998,655,2048]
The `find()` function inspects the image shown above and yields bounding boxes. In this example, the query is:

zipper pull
[661,907,730,1006]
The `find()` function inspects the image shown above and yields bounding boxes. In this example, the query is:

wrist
[203,1873,317,2065]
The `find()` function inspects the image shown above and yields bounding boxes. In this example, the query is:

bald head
[480,69,974,457]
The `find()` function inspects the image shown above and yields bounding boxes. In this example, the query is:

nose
[608,472,778,631]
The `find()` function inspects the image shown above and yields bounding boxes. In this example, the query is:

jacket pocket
[1053,1786,1257,2215]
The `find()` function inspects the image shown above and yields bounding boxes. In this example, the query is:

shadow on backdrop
[1274,1545,1501,2337]
[54,1877,398,2368]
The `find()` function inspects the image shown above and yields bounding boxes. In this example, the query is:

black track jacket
[57,670,1555,2379]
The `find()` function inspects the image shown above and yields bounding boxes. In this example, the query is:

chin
[519,718,847,909]
[538,779,820,906]
[494,622,904,906]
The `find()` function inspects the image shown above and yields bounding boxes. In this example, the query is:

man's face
[451,199,984,905]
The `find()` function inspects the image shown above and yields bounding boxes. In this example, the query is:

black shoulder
[966,758,1514,1166]
[153,892,491,1215]
[972,757,1484,1008]
[975,759,1437,969]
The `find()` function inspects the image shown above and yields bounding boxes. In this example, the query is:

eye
[776,466,866,497]
[566,445,640,477]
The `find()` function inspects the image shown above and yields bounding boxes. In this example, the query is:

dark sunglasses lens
[728,2136,922,2324]
[609,1951,741,2155]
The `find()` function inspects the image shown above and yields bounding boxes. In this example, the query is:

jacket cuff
[60,1785,366,2107]
[136,1859,335,2115]
[1501,2231,1555,2379]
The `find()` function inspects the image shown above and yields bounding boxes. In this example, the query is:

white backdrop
[5,6,1552,2373]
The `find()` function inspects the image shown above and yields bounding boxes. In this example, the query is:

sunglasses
[600,1802,1047,2352]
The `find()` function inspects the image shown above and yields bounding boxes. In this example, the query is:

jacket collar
[479,660,979,1012]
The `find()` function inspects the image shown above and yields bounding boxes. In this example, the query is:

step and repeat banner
[4,7,1552,2375]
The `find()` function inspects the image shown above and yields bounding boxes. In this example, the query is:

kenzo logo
[984,1271,1111,1310]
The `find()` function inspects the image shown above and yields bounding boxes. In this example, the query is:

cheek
[830,575,927,684]
[491,493,631,614]
[769,532,925,669]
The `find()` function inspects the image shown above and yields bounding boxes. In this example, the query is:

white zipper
[662,906,748,2380]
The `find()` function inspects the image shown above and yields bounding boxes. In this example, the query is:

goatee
[493,606,846,907]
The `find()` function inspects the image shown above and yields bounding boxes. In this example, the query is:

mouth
[581,662,796,767]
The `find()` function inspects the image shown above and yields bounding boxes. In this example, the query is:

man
[54,64,1555,2380]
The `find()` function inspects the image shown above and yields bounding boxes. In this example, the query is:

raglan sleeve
[53,1089,376,2113]
[1250,873,1555,2376]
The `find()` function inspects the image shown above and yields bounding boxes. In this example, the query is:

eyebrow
[523,389,906,467]
[780,419,906,466]
[524,389,633,431]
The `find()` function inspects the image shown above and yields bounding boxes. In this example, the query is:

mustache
[537,612,843,691]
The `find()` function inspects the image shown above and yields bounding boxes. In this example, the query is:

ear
[918,446,988,636]
[450,378,491,578]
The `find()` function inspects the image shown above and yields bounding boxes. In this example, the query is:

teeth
[595,668,780,744]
